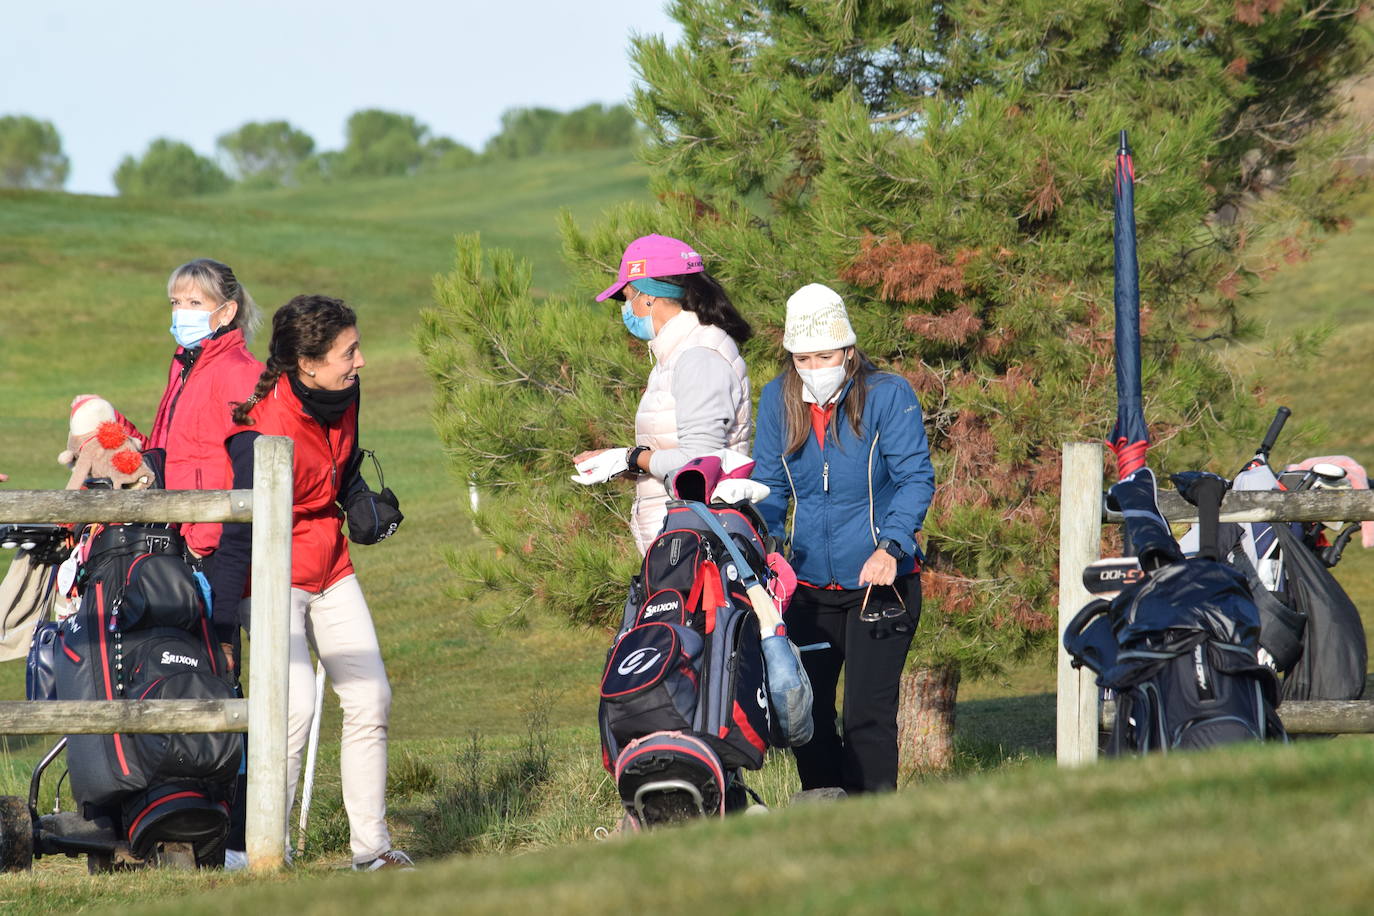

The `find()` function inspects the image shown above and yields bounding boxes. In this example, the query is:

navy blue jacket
[751,370,935,588]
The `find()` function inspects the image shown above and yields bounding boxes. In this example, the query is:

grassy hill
[2,147,1374,912]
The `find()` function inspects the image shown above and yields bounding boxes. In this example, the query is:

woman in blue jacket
[751,283,936,794]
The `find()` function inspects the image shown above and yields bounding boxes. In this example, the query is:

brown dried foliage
[902,362,948,398]
[903,304,985,345]
[1027,155,1063,221]
[922,568,978,617]
[842,234,979,304]
[1234,0,1285,25]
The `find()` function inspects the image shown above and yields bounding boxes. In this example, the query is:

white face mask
[798,365,847,404]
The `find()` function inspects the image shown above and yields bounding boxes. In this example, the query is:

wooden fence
[0,435,293,870]
[1057,441,1374,766]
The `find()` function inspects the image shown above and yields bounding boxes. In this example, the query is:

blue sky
[1,0,682,195]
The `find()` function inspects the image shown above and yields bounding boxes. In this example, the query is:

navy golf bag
[1064,469,1286,754]
[598,489,809,828]
[1180,456,1366,700]
[52,524,240,864]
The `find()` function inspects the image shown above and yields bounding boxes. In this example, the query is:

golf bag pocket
[120,553,207,631]
[702,605,770,770]
[1108,638,1284,754]
[601,622,703,748]
[636,589,687,626]
[26,621,60,701]
[129,665,241,785]
[643,530,708,612]
[63,628,237,809]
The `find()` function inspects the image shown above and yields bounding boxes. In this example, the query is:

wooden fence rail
[0,700,248,734]
[0,435,292,871]
[1057,441,1374,766]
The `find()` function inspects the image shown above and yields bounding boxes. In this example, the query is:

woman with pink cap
[572,234,753,553]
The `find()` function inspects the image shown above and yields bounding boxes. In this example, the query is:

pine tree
[421,1,1371,768]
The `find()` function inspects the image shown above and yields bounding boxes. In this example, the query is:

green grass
[6,737,1374,914]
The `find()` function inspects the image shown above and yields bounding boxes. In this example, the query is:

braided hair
[232,295,358,426]
[167,258,262,340]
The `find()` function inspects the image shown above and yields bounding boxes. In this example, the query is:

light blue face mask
[621,301,655,341]
[169,304,226,349]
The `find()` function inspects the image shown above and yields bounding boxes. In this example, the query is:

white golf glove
[712,478,771,504]
[571,448,632,485]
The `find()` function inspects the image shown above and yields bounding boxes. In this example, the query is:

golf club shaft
[296,660,326,856]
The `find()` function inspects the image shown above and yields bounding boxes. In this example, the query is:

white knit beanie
[783,283,857,353]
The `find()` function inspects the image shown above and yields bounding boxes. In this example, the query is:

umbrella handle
[1258,406,1291,463]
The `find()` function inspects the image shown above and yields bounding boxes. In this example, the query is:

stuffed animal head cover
[58,395,152,490]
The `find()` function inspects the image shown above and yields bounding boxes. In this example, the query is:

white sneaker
[224,848,249,871]
[353,849,415,871]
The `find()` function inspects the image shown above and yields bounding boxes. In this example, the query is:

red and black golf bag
[51,523,240,864]
[598,457,811,828]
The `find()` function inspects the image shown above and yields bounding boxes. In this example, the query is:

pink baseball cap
[595,234,705,301]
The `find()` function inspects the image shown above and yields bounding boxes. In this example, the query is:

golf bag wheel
[87,851,115,874]
[0,796,34,872]
[151,841,197,869]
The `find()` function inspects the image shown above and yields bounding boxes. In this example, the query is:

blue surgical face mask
[169,304,226,349]
[621,301,655,341]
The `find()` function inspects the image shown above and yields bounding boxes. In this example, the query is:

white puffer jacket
[631,310,751,552]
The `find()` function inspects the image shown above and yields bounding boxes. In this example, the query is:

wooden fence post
[1057,442,1103,767]
[245,436,293,871]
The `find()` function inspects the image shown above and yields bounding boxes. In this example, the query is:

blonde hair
[167,258,261,340]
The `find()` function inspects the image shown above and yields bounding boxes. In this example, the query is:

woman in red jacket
[215,294,411,871]
[106,259,263,645]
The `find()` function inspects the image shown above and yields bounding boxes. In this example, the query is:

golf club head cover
[1107,467,1184,570]
[1169,471,1229,561]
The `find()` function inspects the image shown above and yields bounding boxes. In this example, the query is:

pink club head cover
[766,552,798,614]
[669,455,723,503]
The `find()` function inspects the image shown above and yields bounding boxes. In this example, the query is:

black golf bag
[52,524,240,863]
[1182,455,1367,700]
[1064,469,1286,754]
[599,497,802,827]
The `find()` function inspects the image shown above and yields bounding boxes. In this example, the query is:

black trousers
[787,574,920,794]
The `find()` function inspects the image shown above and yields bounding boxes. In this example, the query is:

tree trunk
[898,664,961,776]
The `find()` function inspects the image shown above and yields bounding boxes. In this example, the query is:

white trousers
[283,574,393,864]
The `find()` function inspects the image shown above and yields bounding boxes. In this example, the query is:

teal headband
[629,277,685,299]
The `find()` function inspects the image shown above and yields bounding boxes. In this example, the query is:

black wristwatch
[626,445,651,475]
[876,537,906,560]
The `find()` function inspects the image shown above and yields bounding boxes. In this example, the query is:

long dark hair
[652,272,753,345]
[780,347,873,455]
[232,295,357,426]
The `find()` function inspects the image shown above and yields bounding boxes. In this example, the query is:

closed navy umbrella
[1108,130,1148,481]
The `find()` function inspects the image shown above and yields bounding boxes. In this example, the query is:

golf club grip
[1259,407,1291,459]
[1192,477,1227,561]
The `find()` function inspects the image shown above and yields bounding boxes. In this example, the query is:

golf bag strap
[685,503,762,590]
